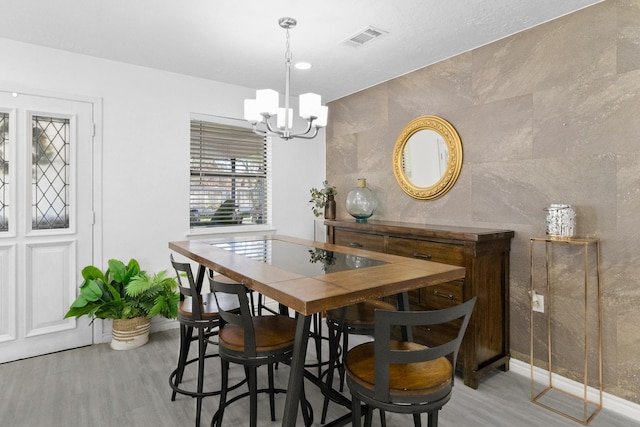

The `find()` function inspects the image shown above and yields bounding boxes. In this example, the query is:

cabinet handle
[413,252,432,260]
[349,242,363,248]
[433,290,454,300]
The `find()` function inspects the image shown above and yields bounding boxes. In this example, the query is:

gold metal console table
[529,236,602,425]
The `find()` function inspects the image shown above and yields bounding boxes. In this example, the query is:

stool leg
[426,411,437,427]
[213,358,229,427]
[338,327,349,391]
[352,395,362,427]
[320,322,340,423]
[172,324,193,401]
[313,312,322,378]
[195,327,206,427]
[268,363,276,421]
[248,366,258,427]
[300,380,313,427]
[364,405,373,427]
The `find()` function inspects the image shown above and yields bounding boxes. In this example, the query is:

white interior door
[0,90,95,363]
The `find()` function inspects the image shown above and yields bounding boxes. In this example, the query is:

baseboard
[510,359,640,421]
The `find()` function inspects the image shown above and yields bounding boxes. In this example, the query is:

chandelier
[244,17,328,140]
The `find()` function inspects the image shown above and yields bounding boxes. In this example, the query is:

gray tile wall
[326,0,640,403]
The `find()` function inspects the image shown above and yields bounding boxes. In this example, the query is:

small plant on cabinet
[309,180,337,217]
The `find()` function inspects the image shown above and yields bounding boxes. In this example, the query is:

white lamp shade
[277,107,293,129]
[244,99,262,123]
[256,89,279,115]
[314,105,328,127]
[299,93,321,119]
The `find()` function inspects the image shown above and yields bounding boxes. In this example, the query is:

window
[190,117,270,229]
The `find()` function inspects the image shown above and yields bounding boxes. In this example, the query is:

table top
[169,234,466,316]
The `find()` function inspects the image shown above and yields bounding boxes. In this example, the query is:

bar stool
[208,271,313,427]
[320,299,396,424]
[345,298,476,427]
[168,256,242,427]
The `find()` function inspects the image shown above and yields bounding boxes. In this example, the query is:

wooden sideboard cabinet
[325,219,514,389]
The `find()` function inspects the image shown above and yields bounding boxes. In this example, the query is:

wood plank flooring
[0,328,637,427]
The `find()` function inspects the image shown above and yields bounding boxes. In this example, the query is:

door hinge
[91,211,96,225]
[92,123,96,137]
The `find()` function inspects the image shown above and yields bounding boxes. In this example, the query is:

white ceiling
[0,0,603,102]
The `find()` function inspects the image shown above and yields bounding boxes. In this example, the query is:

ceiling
[0,0,602,102]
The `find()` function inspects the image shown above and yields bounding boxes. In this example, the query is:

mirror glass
[393,116,462,200]
[402,129,449,187]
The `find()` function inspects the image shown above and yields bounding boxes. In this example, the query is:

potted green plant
[309,180,337,219]
[64,258,180,350]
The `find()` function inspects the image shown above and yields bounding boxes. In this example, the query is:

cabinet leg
[463,374,479,389]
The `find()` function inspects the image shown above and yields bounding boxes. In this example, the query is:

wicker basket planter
[111,317,151,350]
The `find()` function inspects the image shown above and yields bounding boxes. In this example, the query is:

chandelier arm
[289,116,315,136]
[251,123,267,137]
[262,115,282,135]
[261,114,319,140]
[290,126,319,140]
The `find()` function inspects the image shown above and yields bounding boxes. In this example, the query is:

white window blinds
[190,119,269,228]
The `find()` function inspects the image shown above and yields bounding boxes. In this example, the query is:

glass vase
[346,178,377,223]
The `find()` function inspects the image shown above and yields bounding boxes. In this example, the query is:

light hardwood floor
[0,328,637,427]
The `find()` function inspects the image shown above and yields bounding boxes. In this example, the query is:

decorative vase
[324,194,336,220]
[544,204,576,237]
[346,178,377,223]
[111,317,151,350]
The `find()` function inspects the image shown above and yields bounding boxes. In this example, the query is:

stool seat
[219,315,297,353]
[326,299,396,326]
[178,292,240,320]
[345,341,452,398]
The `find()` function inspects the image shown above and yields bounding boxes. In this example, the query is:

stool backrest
[207,271,258,357]
[170,254,205,320]
[373,297,476,403]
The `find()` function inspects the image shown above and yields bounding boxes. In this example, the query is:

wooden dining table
[168,234,466,427]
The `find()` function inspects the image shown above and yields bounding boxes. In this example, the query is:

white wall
[272,130,326,240]
[0,38,326,275]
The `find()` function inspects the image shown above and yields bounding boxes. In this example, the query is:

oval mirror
[392,115,463,200]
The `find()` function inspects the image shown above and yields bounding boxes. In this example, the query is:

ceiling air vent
[343,26,388,47]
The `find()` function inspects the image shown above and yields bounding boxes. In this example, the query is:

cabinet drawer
[334,230,385,252]
[421,280,463,310]
[387,237,465,266]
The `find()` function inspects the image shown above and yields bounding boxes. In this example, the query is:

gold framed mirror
[392,115,463,200]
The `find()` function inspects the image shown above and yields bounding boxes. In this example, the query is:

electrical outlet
[532,292,544,313]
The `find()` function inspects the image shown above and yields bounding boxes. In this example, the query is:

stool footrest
[169,354,246,399]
